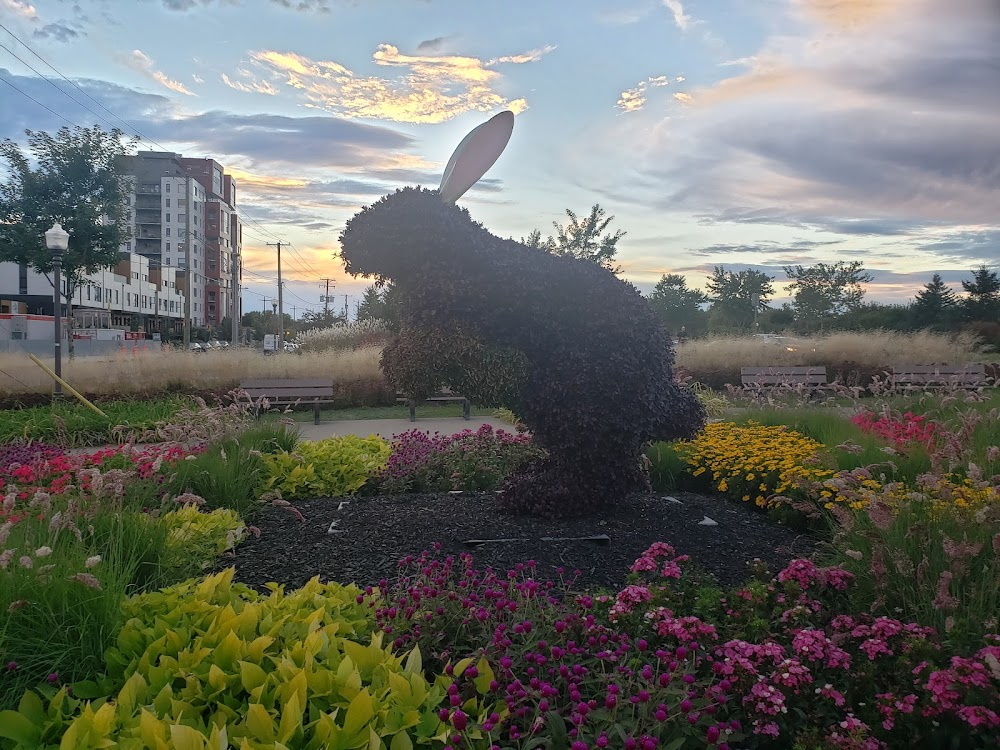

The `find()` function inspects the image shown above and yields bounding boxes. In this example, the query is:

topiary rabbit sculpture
[340,111,705,518]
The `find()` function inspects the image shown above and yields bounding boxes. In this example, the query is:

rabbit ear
[439,110,515,204]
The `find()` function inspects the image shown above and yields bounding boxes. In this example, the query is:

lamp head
[45,223,70,255]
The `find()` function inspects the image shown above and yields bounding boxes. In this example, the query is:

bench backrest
[741,366,827,386]
[891,364,988,385]
[240,378,334,399]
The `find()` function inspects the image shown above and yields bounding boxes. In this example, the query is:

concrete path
[295,416,514,442]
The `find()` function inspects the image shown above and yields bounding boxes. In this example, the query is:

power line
[0,40,120,133]
[0,73,76,128]
[0,22,157,138]
[0,23,289,249]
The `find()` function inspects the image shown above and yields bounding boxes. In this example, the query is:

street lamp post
[271,301,279,353]
[45,223,70,399]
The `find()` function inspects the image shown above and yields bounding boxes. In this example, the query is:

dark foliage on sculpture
[340,186,705,518]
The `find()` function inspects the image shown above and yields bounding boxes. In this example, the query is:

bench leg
[463,399,471,420]
[409,400,416,422]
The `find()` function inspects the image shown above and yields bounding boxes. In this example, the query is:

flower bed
[1,395,999,747]
[4,547,998,749]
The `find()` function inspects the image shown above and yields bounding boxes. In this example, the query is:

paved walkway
[295,416,513,441]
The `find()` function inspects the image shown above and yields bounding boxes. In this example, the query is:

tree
[704,266,775,331]
[912,273,959,329]
[528,204,626,272]
[783,261,873,325]
[241,310,294,342]
[298,309,346,332]
[521,229,551,251]
[960,265,1000,322]
[0,126,135,356]
[647,274,708,336]
[356,282,402,331]
[357,284,385,322]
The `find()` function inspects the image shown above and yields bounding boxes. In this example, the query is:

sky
[0,0,998,318]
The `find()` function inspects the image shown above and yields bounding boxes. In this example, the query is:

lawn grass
[0,397,190,447]
[271,403,497,422]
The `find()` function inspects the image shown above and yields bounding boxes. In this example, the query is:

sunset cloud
[122,49,195,96]
[221,72,279,95]
[249,43,553,123]
[592,0,999,240]
[617,75,671,113]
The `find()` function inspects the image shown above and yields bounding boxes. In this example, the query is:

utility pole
[267,241,284,353]
[231,252,239,345]
[320,278,335,318]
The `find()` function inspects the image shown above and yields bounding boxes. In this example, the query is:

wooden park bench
[891,364,989,390]
[239,378,336,425]
[741,366,828,392]
[396,388,471,422]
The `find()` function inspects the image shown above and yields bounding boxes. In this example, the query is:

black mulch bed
[221,492,821,593]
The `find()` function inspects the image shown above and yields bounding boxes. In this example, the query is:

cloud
[121,50,196,96]
[596,4,654,25]
[0,69,422,175]
[616,75,671,113]
[586,0,1000,250]
[192,74,204,83]
[250,43,553,123]
[0,0,36,20]
[794,0,901,29]
[155,0,330,9]
[416,36,450,52]
[221,72,278,95]
[662,0,691,30]
[31,21,82,42]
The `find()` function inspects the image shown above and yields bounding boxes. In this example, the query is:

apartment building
[178,157,242,329]
[121,150,240,329]
[0,251,185,337]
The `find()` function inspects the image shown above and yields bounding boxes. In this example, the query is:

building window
[86,286,91,301]
[165,228,170,236]
[133,272,139,280]
[178,214,186,223]
[143,275,148,282]
[165,198,170,207]
[165,183,170,193]
[166,213,171,223]
[115,290,119,303]
[126,242,131,252]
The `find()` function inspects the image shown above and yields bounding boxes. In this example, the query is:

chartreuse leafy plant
[161,505,246,580]
[0,568,493,749]
[263,435,390,499]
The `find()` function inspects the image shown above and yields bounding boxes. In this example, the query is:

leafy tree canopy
[0,126,135,291]
[784,261,873,322]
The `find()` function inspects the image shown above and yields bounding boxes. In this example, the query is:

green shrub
[263,435,390,499]
[3,569,482,749]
